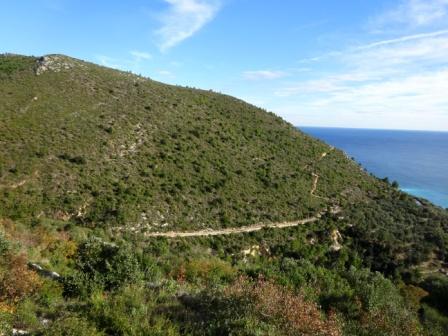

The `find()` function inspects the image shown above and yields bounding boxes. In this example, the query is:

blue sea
[300,127,448,209]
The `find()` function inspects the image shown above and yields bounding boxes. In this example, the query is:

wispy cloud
[243,70,288,80]
[158,70,173,76]
[278,32,448,92]
[370,0,448,29]
[96,55,122,69]
[96,50,152,72]
[156,0,221,52]
[355,29,448,50]
[298,29,448,64]
[273,27,448,130]
[130,50,152,60]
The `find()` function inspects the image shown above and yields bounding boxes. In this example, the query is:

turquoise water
[300,127,448,208]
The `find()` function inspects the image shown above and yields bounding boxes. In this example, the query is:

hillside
[1,54,448,335]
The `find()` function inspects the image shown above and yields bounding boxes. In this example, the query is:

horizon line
[297,125,448,133]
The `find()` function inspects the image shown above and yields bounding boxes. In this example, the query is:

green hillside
[0,54,343,230]
[1,54,448,335]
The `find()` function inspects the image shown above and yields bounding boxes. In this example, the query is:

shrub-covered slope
[0,54,363,229]
[1,54,448,335]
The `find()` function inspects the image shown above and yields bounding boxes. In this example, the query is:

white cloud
[298,30,448,64]
[156,0,221,51]
[279,30,448,95]
[234,2,448,130]
[272,29,448,130]
[243,70,288,80]
[355,29,448,50]
[130,50,152,60]
[371,0,448,28]
[295,70,448,130]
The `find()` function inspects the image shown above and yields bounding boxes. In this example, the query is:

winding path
[119,147,336,238]
[142,215,322,238]
[310,147,334,197]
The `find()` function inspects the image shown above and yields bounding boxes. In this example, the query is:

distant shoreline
[300,126,448,208]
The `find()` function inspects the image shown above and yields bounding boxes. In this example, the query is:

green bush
[420,304,448,336]
[63,238,143,296]
[0,55,34,76]
[43,316,103,336]
[88,285,179,336]
[343,267,422,336]
[421,275,448,314]
[0,232,9,255]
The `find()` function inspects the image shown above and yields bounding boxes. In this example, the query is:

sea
[300,127,448,209]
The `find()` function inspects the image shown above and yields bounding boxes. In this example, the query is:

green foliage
[182,257,236,284]
[0,232,9,255]
[0,53,448,335]
[0,54,331,229]
[43,316,103,336]
[421,275,448,314]
[173,277,342,336]
[343,267,422,336]
[63,238,142,296]
[87,285,179,336]
[420,304,448,336]
[0,311,13,336]
[0,54,35,77]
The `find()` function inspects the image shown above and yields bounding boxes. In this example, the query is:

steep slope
[1,54,447,266]
[0,54,354,229]
[2,53,448,335]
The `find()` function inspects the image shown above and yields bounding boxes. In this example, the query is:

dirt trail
[310,173,320,195]
[142,216,321,238]
[310,147,334,197]
[119,147,336,238]
[0,171,39,190]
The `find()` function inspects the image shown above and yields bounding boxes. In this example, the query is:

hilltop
[1,54,448,335]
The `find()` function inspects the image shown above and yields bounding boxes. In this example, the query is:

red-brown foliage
[225,277,342,336]
[0,253,42,303]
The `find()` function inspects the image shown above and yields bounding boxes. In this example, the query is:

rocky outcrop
[330,229,343,252]
[35,55,81,75]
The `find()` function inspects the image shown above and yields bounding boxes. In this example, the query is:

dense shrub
[63,238,142,296]
[420,304,448,336]
[343,267,422,336]
[180,258,236,284]
[87,285,179,336]
[177,277,342,336]
[420,275,448,314]
[43,316,103,336]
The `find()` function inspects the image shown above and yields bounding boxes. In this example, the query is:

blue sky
[1,0,448,131]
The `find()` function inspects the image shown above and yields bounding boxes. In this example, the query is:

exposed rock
[242,245,260,257]
[28,262,61,280]
[330,229,343,252]
[35,55,82,75]
[242,244,270,258]
[330,205,342,215]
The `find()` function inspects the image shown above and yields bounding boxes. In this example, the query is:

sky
[1,0,448,131]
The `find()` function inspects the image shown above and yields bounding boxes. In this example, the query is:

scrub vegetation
[1,54,448,335]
